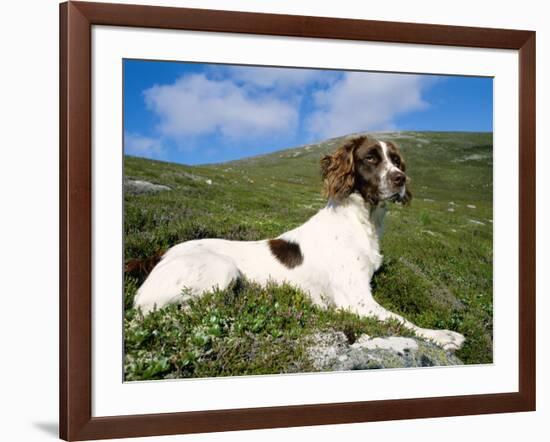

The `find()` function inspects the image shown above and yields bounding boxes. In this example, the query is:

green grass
[124,279,411,380]
[124,131,493,380]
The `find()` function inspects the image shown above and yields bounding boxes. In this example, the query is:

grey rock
[125,178,171,195]
[307,331,348,370]
[307,331,462,371]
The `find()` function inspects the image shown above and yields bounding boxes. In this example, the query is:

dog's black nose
[390,171,406,187]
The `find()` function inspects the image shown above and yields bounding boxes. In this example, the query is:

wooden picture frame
[59,1,536,440]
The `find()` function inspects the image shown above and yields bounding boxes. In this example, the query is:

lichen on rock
[307,330,462,371]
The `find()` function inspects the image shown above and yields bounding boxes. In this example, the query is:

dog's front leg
[342,285,465,352]
[367,302,464,352]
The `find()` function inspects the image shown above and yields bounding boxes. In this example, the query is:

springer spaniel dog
[133,135,465,351]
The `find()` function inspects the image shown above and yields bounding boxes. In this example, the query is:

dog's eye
[365,155,377,163]
[392,156,401,166]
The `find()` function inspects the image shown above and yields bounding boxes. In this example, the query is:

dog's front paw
[423,329,465,352]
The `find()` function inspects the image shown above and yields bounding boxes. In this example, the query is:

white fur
[134,189,465,351]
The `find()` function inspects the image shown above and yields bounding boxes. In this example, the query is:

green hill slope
[124,131,493,380]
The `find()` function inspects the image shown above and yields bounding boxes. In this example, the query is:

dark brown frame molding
[60,1,536,440]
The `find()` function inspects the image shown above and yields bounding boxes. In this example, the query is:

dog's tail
[124,249,166,280]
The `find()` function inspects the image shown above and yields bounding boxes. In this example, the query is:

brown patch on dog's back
[268,239,303,269]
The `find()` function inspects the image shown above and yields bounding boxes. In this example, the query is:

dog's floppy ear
[321,137,364,200]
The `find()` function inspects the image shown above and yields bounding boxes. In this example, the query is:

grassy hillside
[124,131,493,380]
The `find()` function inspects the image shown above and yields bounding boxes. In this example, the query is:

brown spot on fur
[268,239,303,269]
[124,249,165,280]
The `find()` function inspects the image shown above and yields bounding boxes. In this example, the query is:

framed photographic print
[60,1,536,440]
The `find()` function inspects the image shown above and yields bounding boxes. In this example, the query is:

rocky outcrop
[307,330,462,371]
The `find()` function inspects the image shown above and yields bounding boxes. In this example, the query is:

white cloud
[124,133,164,159]
[307,72,430,139]
[224,66,337,90]
[143,74,298,140]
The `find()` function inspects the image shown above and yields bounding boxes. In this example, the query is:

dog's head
[321,135,412,205]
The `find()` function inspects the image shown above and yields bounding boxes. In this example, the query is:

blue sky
[124,59,493,165]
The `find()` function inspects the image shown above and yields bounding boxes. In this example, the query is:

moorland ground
[124,131,493,380]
